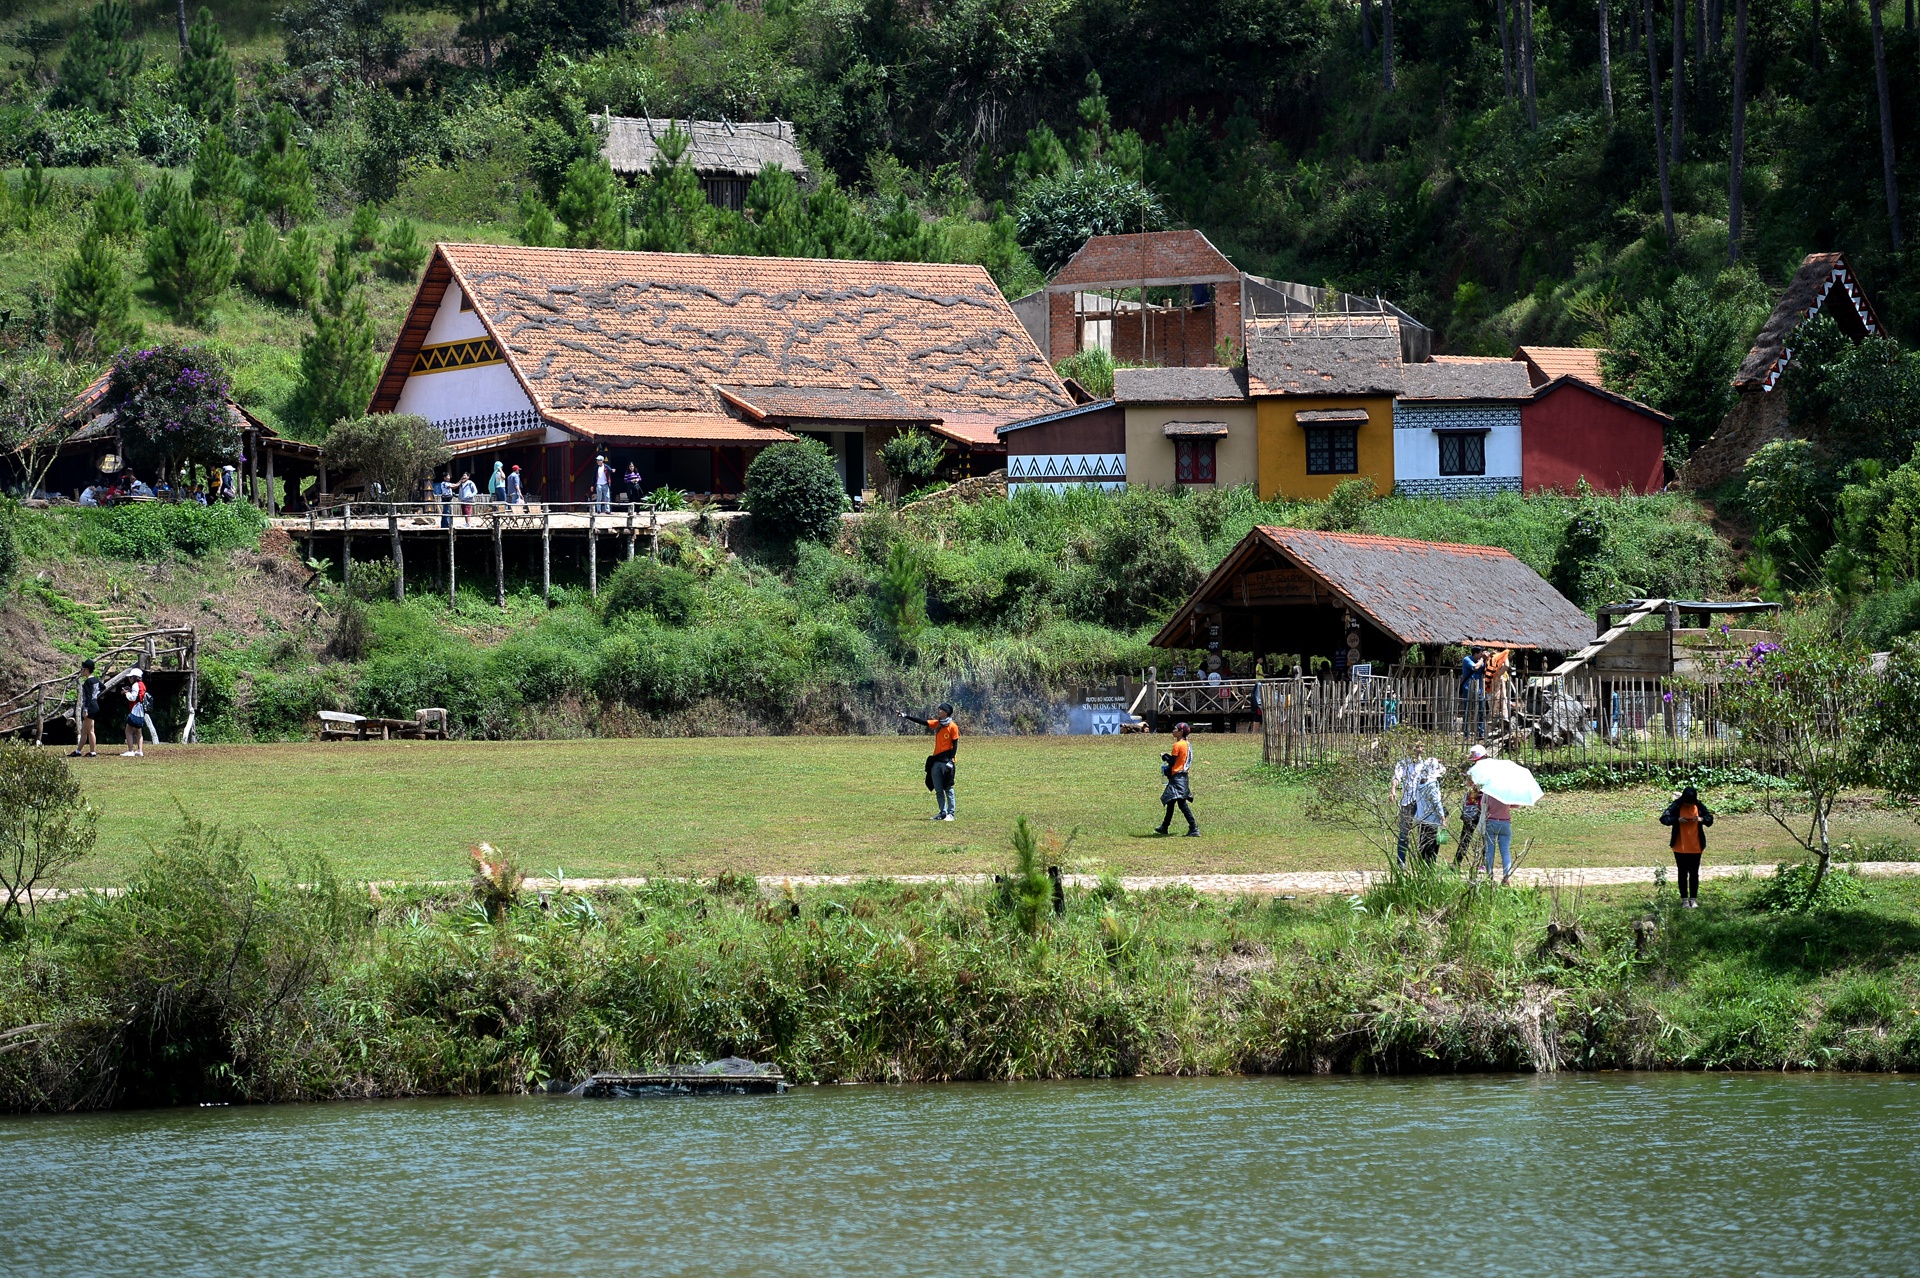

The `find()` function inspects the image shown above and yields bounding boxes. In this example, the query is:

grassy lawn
[59,735,1917,884]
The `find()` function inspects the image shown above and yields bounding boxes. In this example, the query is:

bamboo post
[35,690,44,746]
[492,507,505,609]
[1147,664,1158,734]
[588,508,598,599]
[650,507,659,561]
[265,447,277,516]
[447,516,457,609]
[306,508,316,564]
[390,511,404,601]
[626,502,636,561]
[342,501,352,592]
[541,508,551,605]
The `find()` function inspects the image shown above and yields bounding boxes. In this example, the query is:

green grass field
[58,736,1916,884]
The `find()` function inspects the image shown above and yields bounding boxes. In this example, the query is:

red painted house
[1521,375,1669,494]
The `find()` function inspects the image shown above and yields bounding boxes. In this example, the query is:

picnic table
[317,709,448,741]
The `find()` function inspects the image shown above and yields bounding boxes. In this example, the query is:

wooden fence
[1149,671,1749,772]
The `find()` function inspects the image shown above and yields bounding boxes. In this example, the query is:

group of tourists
[77,467,238,507]
[1457,645,1516,738]
[66,658,150,759]
[1391,744,1517,880]
[429,463,527,523]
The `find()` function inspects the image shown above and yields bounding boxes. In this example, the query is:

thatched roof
[1733,252,1883,393]
[599,116,807,179]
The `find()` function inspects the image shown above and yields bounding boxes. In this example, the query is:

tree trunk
[1600,0,1616,115]
[479,0,494,72]
[1869,0,1903,247]
[1811,0,1822,63]
[1728,0,1748,262]
[1363,0,1376,51]
[1710,0,1723,46]
[1383,0,1397,88]
[1671,0,1686,161]
[1811,801,1833,895]
[1694,0,1705,59]
[1648,0,1677,246]
[175,0,189,52]
[1500,0,1516,98]
[1523,0,1539,127]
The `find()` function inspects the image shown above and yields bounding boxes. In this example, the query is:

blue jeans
[936,786,955,817]
[1463,684,1485,737]
[594,483,611,514]
[1483,818,1513,876]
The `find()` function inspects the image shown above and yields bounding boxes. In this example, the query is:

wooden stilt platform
[568,1068,787,1098]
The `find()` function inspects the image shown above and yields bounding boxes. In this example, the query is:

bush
[601,557,699,625]
[1753,862,1870,914]
[322,414,450,501]
[108,344,238,473]
[0,501,17,591]
[76,500,264,559]
[1084,490,1202,628]
[879,427,945,495]
[744,439,844,544]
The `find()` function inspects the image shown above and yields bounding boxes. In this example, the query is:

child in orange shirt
[1156,722,1198,836]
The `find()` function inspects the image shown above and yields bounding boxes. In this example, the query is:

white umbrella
[1469,758,1543,807]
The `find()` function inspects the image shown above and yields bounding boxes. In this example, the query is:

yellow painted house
[1246,320,1403,500]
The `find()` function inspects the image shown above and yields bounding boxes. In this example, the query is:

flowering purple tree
[107,344,239,475]
[1715,631,1876,896]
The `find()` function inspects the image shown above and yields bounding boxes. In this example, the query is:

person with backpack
[1660,785,1715,908]
[71,659,102,758]
[1156,722,1198,837]
[120,667,149,758]
[902,705,959,820]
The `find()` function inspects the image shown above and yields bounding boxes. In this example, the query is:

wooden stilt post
[588,507,598,599]
[1147,664,1159,734]
[541,508,551,605]
[390,511,404,601]
[307,509,316,564]
[650,507,659,561]
[265,447,277,515]
[447,516,457,609]
[246,430,258,504]
[342,501,353,592]
[492,507,505,609]
[183,638,198,744]
[625,502,635,561]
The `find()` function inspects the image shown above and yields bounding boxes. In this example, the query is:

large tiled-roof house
[371,244,1074,500]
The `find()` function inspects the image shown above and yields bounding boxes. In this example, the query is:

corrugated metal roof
[600,116,807,178]
[1152,526,1592,651]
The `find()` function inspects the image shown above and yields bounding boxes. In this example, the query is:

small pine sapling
[53,226,140,355]
[280,225,320,305]
[378,217,427,278]
[347,202,381,254]
[516,191,557,247]
[145,196,235,325]
[92,169,142,239]
[236,213,282,297]
[189,124,244,218]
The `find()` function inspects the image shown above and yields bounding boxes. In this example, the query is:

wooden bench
[318,711,368,741]
[318,709,448,741]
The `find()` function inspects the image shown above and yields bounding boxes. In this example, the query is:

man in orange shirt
[1155,722,1198,836]
[903,704,960,821]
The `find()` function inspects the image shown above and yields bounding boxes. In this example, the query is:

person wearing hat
[1467,744,1513,882]
[593,454,613,514]
[902,705,960,820]
[505,464,525,508]
[120,667,149,757]
[1459,646,1486,739]
[1156,722,1199,836]
[71,659,102,758]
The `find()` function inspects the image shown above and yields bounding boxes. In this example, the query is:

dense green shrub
[743,439,844,544]
[601,557,699,626]
[76,500,264,559]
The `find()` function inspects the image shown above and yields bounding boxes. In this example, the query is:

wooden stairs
[1546,599,1666,677]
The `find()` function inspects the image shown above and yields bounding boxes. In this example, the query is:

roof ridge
[1259,525,1517,557]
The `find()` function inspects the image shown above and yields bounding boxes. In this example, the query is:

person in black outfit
[1659,785,1715,908]
[71,659,102,758]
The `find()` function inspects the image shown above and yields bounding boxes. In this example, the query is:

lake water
[2,1074,1916,1276]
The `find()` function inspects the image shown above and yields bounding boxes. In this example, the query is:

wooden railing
[0,629,198,744]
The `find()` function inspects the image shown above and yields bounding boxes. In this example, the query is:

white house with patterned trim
[1392,358,1534,498]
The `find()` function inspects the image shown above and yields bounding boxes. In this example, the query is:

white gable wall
[1393,402,1522,498]
[393,282,538,427]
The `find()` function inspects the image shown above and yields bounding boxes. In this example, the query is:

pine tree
[632,130,713,252]
[92,168,142,239]
[11,157,50,232]
[348,202,382,254]
[516,191,558,247]
[54,227,140,355]
[378,217,427,278]
[176,7,236,125]
[237,213,284,297]
[145,196,235,325]
[143,170,185,230]
[190,124,243,218]
[281,225,320,305]
[51,0,144,117]
[246,104,319,230]
[291,237,379,432]
[556,154,627,249]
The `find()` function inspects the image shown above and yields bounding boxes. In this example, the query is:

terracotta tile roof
[543,410,797,446]
[1512,346,1605,388]
[419,245,1070,440]
[1152,526,1593,651]
[1048,230,1239,289]
[928,414,1012,448]
[1733,252,1884,393]
[716,385,935,422]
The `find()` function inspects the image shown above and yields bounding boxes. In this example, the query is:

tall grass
[2,823,1915,1110]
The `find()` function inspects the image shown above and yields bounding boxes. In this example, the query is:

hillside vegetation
[4,481,1725,739]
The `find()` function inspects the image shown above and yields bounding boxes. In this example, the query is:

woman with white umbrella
[1467,745,1542,884]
